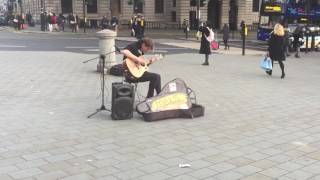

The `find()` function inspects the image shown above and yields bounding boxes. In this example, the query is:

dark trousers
[269,60,285,75]
[223,39,229,49]
[126,72,161,98]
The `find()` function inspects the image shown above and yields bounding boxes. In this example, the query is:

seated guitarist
[121,38,161,98]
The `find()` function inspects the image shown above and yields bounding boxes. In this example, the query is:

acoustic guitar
[124,54,164,79]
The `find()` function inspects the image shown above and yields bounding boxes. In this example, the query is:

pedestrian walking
[100,16,109,30]
[129,16,137,37]
[110,16,119,32]
[198,22,213,66]
[284,27,291,57]
[51,13,58,31]
[47,12,53,32]
[44,12,48,31]
[58,13,65,32]
[223,24,230,50]
[75,14,80,32]
[13,14,19,30]
[267,23,286,79]
[292,25,303,58]
[69,13,76,32]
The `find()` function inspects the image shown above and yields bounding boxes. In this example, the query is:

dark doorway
[189,11,197,30]
[61,0,72,14]
[87,0,98,14]
[134,0,143,13]
[110,0,121,17]
[207,0,221,29]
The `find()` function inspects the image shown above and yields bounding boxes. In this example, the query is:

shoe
[281,74,285,79]
[202,62,209,66]
[266,71,272,76]
[295,54,300,58]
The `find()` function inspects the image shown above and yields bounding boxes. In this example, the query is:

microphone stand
[87,50,117,118]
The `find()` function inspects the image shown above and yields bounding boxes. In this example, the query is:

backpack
[110,64,124,76]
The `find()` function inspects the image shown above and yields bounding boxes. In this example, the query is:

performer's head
[141,38,154,53]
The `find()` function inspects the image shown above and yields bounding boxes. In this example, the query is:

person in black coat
[198,22,212,66]
[292,25,303,58]
[223,24,230,50]
[267,23,286,79]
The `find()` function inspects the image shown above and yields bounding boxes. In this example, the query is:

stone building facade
[20,0,260,30]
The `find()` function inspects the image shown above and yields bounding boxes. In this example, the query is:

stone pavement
[0,49,320,180]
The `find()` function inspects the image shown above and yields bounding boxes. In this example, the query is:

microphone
[114,45,121,53]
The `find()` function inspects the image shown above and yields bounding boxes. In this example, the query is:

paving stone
[214,170,244,180]
[225,158,252,168]
[240,173,274,180]
[170,175,199,180]
[249,159,278,169]
[138,162,168,174]
[45,153,74,163]
[22,151,52,161]
[209,162,237,173]
[138,172,171,180]
[8,168,43,179]
[113,169,145,180]
[16,159,48,169]
[284,170,315,180]
[88,166,120,178]
[0,165,19,175]
[35,170,68,180]
[234,165,262,176]
[0,175,14,180]
[260,167,288,178]
[277,161,304,172]
[60,173,94,180]
[188,168,218,179]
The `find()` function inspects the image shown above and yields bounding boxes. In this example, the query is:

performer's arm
[121,49,145,65]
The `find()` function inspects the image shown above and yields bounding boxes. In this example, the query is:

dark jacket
[268,33,286,61]
[223,25,230,41]
[199,26,211,55]
[293,27,303,48]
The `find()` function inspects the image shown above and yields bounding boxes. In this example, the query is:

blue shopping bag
[260,57,273,71]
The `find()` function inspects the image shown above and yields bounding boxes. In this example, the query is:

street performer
[121,38,161,98]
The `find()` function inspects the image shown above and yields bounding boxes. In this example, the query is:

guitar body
[124,54,163,79]
[125,58,149,78]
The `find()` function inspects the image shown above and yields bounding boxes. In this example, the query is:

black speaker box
[111,82,135,120]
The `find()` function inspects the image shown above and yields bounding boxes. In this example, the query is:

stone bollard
[96,29,117,73]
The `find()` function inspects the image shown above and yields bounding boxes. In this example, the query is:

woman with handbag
[267,23,286,79]
[198,22,213,66]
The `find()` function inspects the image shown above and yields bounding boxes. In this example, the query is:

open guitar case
[136,78,205,122]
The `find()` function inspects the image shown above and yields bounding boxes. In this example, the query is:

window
[171,11,176,22]
[87,0,97,14]
[61,0,72,14]
[190,0,196,7]
[134,0,143,13]
[155,0,164,13]
[172,0,176,7]
[252,0,260,12]
[118,0,121,13]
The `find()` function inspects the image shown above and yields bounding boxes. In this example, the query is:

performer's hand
[137,57,146,66]
[149,57,156,64]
